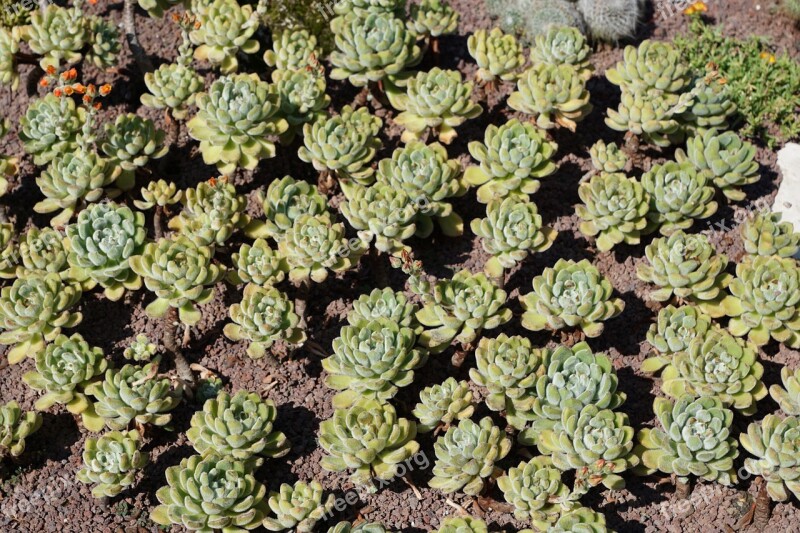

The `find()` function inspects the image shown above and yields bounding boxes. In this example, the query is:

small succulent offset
[0,402,42,459]
[76,430,149,498]
[576,173,650,251]
[387,67,483,144]
[263,480,335,532]
[258,175,329,240]
[641,160,718,235]
[675,129,759,202]
[0,224,15,279]
[530,26,593,79]
[741,415,800,502]
[467,28,526,83]
[537,506,613,533]
[187,73,288,174]
[375,141,466,237]
[538,405,639,491]
[517,343,625,446]
[645,305,713,359]
[123,334,158,362]
[151,455,268,531]
[413,378,474,433]
[429,416,512,495]
[328,522,390,533]
[464,119,558,203]
[275,68,331,144]
[329,11,421,87]
[101,113,167,181]
[409,0,459,39]
[23,4,87,69]
[22,333,107,431]
[348,288,420,331]
[190,0,262,74]
[726,255,800,348]
[0,273,82,364]
[636,395,739,486]
[469,334,541,429]
[740,211,800,259]
[263,29,321,72]
[340,184,418,255]
[35,148,123,228]
[187,390,290,464]
[415,269,513,354]
[471,197,557,279]
[508,63,592,131]
[278,213,365,284]
[86,16,121,69]
[771,367,800,416]
[605,90,686,148]
[229,239,287,286]
[323,318,427,407]
[589,140,629,174]
[87,362,182,430]
[20,94,85,165]
[636,231,734,317]
[498,456,572,525]
[435,517,488,533]
[64,202,146,301]
[169,179,250,247]
[130,236,225,326]
[679,79,737,133]
[298,105,382,185]
[319,398,420,487]
[133,180,183,210]
[224,284,306,358]
[0,28,20,90]
[17,226,68,278]
[520,258,625,338]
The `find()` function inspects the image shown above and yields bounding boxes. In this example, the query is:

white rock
[775,143,800,258]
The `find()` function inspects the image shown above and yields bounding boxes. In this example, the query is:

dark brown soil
[1,0,800,532]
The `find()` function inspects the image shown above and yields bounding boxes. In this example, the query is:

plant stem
[163,306,195,387]
[754,477,771,529]
[370,247,388,287]
[153,206,164,239]
[294,278,311,331]
[164,108,179,150]
[451,341,473,368]
[123,0,154,75]
[675,478,691,499]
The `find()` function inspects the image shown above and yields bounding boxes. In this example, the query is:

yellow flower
[759,52,776,64]
[684,1,708,15]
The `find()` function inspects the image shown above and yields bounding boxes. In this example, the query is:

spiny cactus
[577,0,642,42]
[508,63,592,131]
[485,0,586,45]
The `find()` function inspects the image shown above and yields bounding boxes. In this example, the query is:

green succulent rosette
[347,288,420,331]
[76,430,148,498]
[726,255,800,348]
[588,140,629,174]
[101,113,167,179]
[137,0,182,18]
[319,398,420,487]
[675,128,759,201]
[467,28,525,83]
[275,68,331,144]
[408,0,459,38]
[190,0,261,74]
[678,79,736,134]
[644,304,713,360]
[123,334,157,362]
[541,506,613,533]
[87,15,120,69]
[0,273,82,364]
[340,183,417,256]
[641,160,718,235]
[169,179,250,247]
[471,197,557,278]
[0,401,42,459]
[20,94,85,166]
[635,395,739,485]
[187,390,290,464]
[412,377,474,433]
[263,29,321,73]
[330,10,422,87]
[605,90,687,148]
[429,416,512,495]
[257,175,329,240]
[520,258,625,338]
[133,179,182,210]
[141,62,204,120]
[17,226,68,278]
[0,223,15,279]
[606,40,692,95]
[151,454,268,531]
[435,516,488,533]
[187,73,288,173]
[262,480,335,532]
[323,318,428,407]
[375,141,466,237]
[517,342,625,445]
[277,213,365,284]
[327,522,390,533]
[498,456,572,525]
[508,63,592,131]
[22,333,107,431]
[741,414,800,502]
[741,211,800,258]
[636,231,735,317]
[576,172,649,251]
[23,4,86,69]
[64,202,146,300]
[228,238,287,286]
[464,119,558,203]
[771,366,800,416]
[0,27,20,90]
[298,105,382,185]
[416,269,512,354]
[224,283,306,358]
[129,236,225,326]
[530,25,593,79]
[387,67,482,144]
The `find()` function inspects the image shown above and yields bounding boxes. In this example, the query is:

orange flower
[39,78,49,87]
[208,177,217,186]
[171,13,180,22]
[83,94,91,103]
[87,84,96,96]
[88,0,97,4]
[93,102,102,110]
[72,83,85,94]
[684,1,708,15]
[53,88,63,97]
[64,86,74,96]
[99,84,112,96]
[45,65,56,75]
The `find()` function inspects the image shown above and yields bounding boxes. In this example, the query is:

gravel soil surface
[1,0,799,532]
